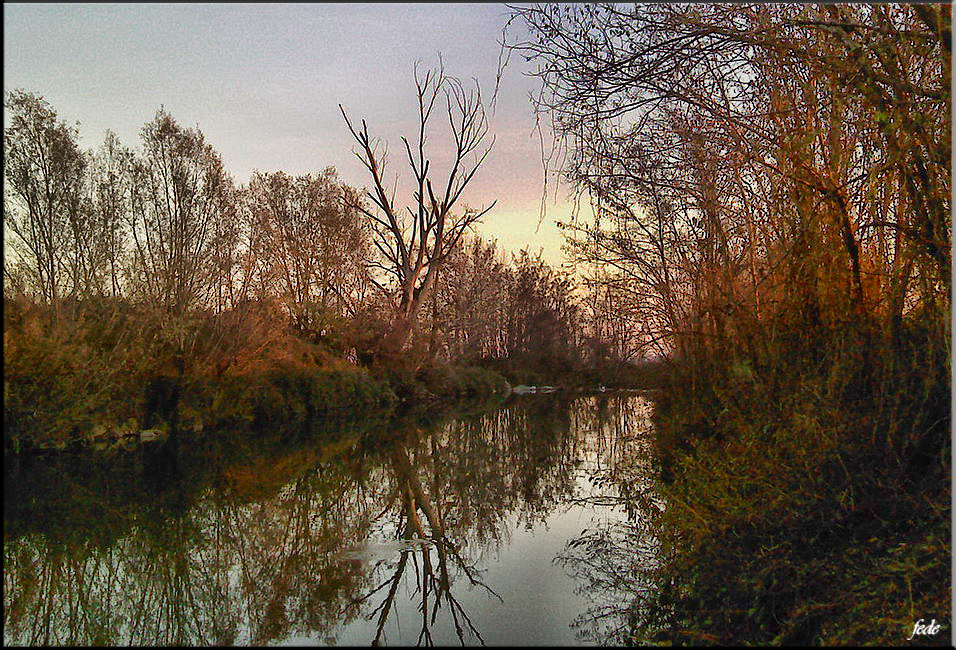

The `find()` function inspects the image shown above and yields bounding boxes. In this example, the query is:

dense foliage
[509,2,951,645]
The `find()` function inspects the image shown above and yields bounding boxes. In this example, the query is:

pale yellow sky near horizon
[4,3,583,269]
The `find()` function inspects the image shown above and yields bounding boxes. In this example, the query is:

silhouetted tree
[340,62,496,364]
[86,130,134,298]
[508,3,951,363]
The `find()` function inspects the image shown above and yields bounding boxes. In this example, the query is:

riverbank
[3,295,517,454]
[4,388,516,545]
[639,324,951,645]
[4,360,511,454]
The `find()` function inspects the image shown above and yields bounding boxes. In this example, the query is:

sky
[4,3,581,268]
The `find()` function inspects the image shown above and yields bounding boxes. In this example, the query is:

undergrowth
[637,321,951,646]
[3,298,510,452]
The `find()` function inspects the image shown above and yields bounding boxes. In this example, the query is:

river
[3,392,664,646]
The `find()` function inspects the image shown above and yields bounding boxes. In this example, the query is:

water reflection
[4,394,661,646]
[558,395,669,645]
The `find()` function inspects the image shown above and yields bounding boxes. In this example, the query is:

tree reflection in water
[556,394,671,645]
[5,394,621,646]
[351,436,500,646]
[346,397,581,646]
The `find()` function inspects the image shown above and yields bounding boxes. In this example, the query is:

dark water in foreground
[3,393,663,646]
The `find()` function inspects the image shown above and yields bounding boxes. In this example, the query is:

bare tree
[502,248,581,374]
[425,235,510,362]
[3,90,87,308]
[339,63,496,363]
[507,3,951,362]
[127,109,232,317]
[87,130,134,298]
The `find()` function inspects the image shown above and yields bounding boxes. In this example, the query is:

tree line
[3,70,610,382]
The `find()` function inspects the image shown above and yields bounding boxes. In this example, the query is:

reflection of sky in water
[315,502,626,646]
[286,396,656,646]
[4,394,660,646]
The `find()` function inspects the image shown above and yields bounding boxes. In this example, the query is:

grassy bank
[4,359,510,453]
[639,322,951,645]
[3,297,510,453]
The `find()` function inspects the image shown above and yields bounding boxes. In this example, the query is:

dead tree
[340,63,496,364]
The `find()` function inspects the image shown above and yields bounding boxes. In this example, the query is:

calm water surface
[4,393,663,646]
